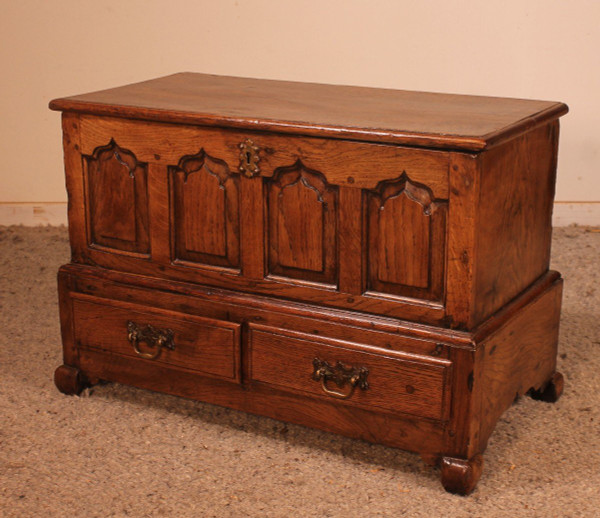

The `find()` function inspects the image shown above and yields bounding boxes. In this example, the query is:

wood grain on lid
[49,73,568,151]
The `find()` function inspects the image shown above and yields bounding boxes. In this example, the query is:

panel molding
[367,173,447,301]
[82,139,150,256]
[169,148,240,270]
[373,172,444,216]
[266,159,339,285]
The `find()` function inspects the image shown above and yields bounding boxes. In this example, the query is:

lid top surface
[49,73,568,151]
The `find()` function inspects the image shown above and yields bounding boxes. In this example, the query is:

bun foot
[530,371,564,403]
[54,365,89,395]
[440,454,483,495]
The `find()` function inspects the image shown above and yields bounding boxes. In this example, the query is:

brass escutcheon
[238,138,260,177]
[127,321,175,360]
[311,358,369,399]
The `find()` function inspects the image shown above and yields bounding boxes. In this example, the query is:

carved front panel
[83,140,150,255]
[169,150,240,269]
[266,160,338,285]
[367,174,447,301]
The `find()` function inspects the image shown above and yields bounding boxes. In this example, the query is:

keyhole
[245,151,251,165]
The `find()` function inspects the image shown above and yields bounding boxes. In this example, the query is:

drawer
[71,293,241,382]
[248,324,452,421]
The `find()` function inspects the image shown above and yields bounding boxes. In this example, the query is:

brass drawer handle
[127,321,175,360]
[311,358,369,399]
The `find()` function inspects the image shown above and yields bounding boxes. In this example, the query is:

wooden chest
[50,73,568,494]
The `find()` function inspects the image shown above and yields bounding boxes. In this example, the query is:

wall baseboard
[0,203,68,226]
[1,202,599,228]
[552,202,600,227]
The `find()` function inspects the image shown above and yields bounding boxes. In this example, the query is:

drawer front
[248,324,452,421]
[71,115,450,324]
[71,294,241,381]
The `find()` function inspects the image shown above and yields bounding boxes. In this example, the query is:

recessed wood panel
[83,139,149,255]
[169,150,240,269]
[277,178,324,271]
[266,160,338,285]
[377,192,430,288]
[367,174,447,301]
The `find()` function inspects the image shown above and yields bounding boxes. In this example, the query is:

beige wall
[1,0,598,203]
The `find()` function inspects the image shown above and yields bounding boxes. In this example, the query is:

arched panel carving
[83,139,150,255]
[169,149,240,269]
[266,160,338,285]
[367,173,447,301]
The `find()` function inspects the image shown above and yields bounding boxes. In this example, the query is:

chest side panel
[473,122,558,326]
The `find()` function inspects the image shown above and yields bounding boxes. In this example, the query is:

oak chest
[50,73,568,494]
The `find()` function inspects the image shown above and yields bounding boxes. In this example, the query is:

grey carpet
[1,225,599,517]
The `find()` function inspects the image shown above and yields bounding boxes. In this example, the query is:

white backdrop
[1,0,598,211]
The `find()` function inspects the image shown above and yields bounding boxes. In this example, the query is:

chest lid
[49,72,567,151]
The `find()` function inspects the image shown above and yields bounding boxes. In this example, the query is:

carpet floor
[1,225,599,517]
